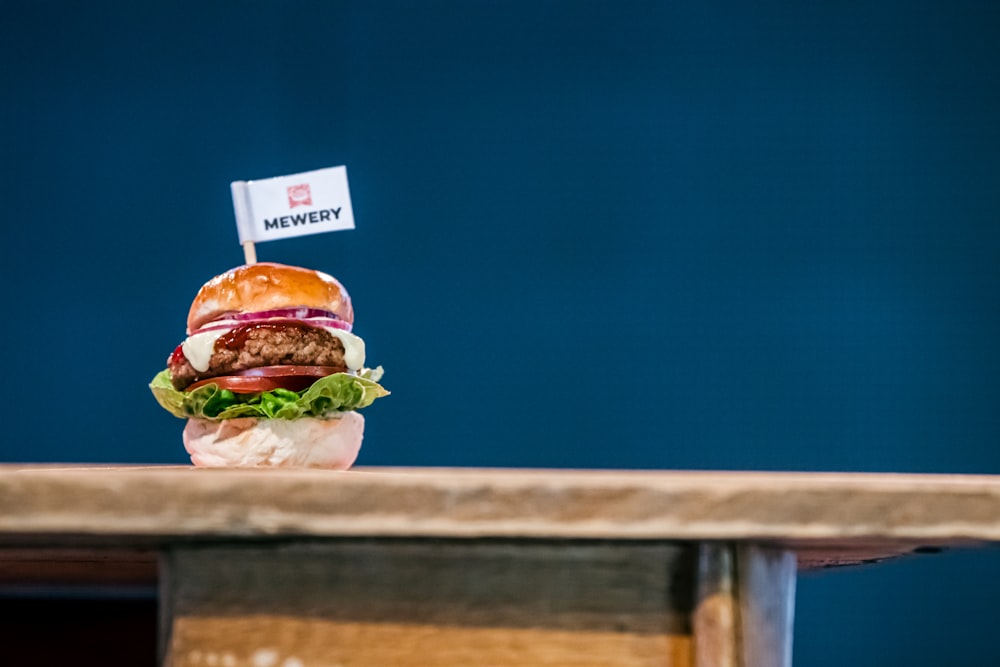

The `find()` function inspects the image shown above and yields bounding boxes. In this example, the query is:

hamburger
[150,262,388,468]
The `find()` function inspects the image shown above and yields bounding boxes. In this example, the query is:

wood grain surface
[694,543,737,667]
[0,465,997,570]
[162,540,695,667]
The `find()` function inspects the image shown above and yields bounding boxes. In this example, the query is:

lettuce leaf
[150,367,388,421]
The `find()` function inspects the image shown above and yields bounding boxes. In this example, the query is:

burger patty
[169,323,347,390]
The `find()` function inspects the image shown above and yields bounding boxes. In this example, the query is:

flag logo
[287,184,312,208]
[231,165,355,245]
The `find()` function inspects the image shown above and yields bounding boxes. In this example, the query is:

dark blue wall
[3,2,998,663]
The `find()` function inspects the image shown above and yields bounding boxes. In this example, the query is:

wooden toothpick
[243,241,257,265]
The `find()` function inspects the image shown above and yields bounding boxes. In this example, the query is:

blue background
[2,1,999,663]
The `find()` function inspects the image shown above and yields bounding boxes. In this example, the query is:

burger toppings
[208,307,350,329]
[186,366,349,393]
[169,320,366,390]
[189,308,351,335]
[150,365,386,421]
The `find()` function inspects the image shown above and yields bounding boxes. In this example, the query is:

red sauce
[169,344,186,366]
[214,320,322,351]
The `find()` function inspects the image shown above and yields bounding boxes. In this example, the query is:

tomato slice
[186,365,347,393]
[230,365,346,378]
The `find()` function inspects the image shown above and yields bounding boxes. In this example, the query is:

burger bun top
[187,262,354,333]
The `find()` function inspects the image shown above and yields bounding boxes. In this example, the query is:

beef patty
[169,322,347,390]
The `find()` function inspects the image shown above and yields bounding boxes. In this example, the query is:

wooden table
[1,465,999,666]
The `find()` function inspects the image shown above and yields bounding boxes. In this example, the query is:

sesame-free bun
[187,262,354,333]
[182,412,365,469]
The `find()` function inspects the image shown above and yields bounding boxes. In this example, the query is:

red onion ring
[192,315,352,335]
[229,307,342,322]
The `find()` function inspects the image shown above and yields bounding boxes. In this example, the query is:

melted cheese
[181,324,366,373]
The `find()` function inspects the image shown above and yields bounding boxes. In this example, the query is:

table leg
[694,543,796,667]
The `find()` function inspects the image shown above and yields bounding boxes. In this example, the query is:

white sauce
[331,328,366,371]
[181,322,366,373]
[182,329,227,372]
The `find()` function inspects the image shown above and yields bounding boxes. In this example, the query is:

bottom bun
[183,412,365,469]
